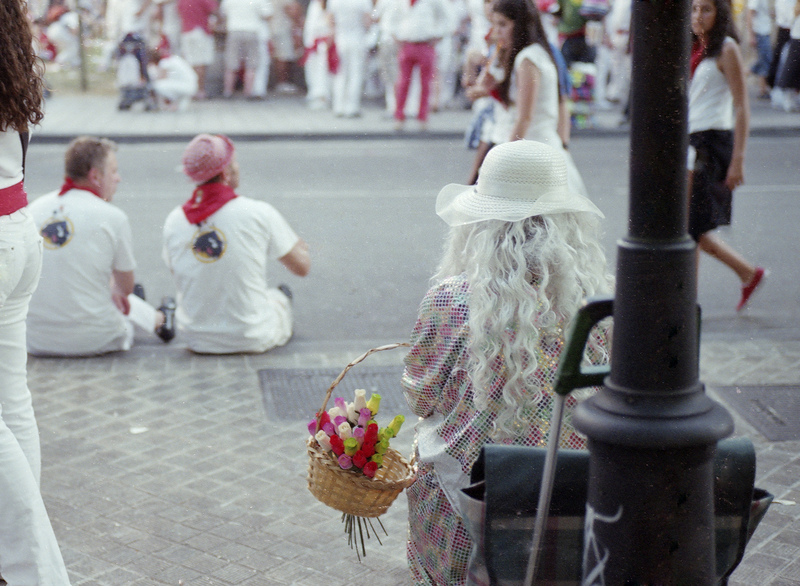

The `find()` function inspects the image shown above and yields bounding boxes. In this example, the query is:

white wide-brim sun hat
[436,140,604,226]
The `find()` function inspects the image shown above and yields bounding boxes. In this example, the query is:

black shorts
[688,129,733,241]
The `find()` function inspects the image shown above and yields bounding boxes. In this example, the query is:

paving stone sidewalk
[26,337,800,586]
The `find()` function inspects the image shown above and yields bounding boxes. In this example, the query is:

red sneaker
[736,267,766,312]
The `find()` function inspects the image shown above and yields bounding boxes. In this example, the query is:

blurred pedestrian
[374,0,402,116]
[272,0,304,93]
[176,0,217,99]
[403,140,611,586]
[27,137,176,355]
[689,0,765,311]
[149,49,199,110]
[773,0,800,111]
[767,0,796,95]
[746,0,772,98]
[163,134,310,354]
[390,0,449,130]
[302,0,335,109]
[556,0,595,66]
[329,0,373,116]
[485,0,588,194]
[0,0,71,581]
[220,0,273,98]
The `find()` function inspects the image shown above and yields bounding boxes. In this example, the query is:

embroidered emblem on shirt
[191,226,227,262]
[40,215,74,249]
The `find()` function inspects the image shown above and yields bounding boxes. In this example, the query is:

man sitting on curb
[162,134,310,354]
[27,136,175,356]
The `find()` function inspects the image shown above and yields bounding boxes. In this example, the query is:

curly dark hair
[0,0,45,132]
[492,0,557,105]
[693,0,740,59]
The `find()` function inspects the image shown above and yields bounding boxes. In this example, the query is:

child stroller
[116,32,156,110]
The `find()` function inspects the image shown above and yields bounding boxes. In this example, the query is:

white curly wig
[434,212,613,438]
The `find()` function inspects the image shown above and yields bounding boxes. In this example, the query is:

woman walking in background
[0,0,72,582]
[484,0,588,196]
[689,0,765,311]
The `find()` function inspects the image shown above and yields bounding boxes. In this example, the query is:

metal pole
[78,12,88,92]
[572,0,735,582]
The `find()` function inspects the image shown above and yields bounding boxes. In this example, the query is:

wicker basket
[306,343,415,518]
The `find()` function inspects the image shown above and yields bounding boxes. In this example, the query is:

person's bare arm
[279,239,311,276]
[112,270,135,315]
[718,41,749,190]
[509,58,540,141]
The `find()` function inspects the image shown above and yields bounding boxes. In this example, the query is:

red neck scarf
[182,182,237,225]
[59,177,103,199]
[690,38,706,78]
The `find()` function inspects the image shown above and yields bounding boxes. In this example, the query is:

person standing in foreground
[163,134,310,354]
[689,0,765,311]
[0,0,71,582]
[402,140,612,586]
[27,137,176,356]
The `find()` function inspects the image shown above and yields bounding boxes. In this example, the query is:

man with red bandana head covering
[162,134,310,354]
[26,136,176,356]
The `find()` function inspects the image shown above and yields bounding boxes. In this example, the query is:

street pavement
[25,90,800,586]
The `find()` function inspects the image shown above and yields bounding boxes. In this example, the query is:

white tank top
[688,37,735,134]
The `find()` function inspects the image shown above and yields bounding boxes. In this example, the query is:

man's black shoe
[133,283,146,300]
[156,297,176,342]
[277,284,293,302]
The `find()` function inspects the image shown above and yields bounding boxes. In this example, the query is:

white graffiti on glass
[582,503,623,586]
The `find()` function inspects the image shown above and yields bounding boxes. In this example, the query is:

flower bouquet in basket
[305,343,415,559]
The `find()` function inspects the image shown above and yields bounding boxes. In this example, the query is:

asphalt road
[24,135,800,350]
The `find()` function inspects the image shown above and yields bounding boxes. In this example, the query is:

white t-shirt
[328,0,372,41]
[221,0,274,33]
[748,0,772,36]
[688,38,735,133]
[0,130,24,189]
[391,0,448,42]
[27,189,137,356]
[775,0,796,29]
[162,195,299,354]
[490,43,560,147]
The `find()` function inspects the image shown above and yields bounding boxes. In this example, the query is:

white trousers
[305,44,332,103]
[0,208,70,585]
[332,35,367,116]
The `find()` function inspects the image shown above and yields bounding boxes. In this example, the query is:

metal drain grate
[258,366,412,421]
[714,386,800,441]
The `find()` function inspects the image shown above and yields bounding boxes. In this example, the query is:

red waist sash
[0,181,27,216]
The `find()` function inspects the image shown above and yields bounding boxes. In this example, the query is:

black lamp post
[572,0,735,582]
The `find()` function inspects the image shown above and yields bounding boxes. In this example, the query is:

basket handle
[315,342,410,430]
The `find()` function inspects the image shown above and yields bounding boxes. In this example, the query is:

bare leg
[244,68,255,97]
[467,141,491,185]
[698,232,756,283]
[223,69,236,97]
[194,65,207,98]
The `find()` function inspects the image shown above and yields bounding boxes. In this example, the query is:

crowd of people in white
[27,0,800,115]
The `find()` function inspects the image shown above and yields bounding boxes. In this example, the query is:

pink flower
[307,419,318,436]
[322,422,335,436]
[338,454,353,469]
[358,408,372,427]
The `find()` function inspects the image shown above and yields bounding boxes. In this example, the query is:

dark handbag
[459,437,772,586]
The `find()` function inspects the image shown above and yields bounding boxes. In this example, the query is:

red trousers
[394,41,436,122]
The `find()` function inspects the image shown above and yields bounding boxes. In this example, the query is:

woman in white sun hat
[401,140,613,586]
